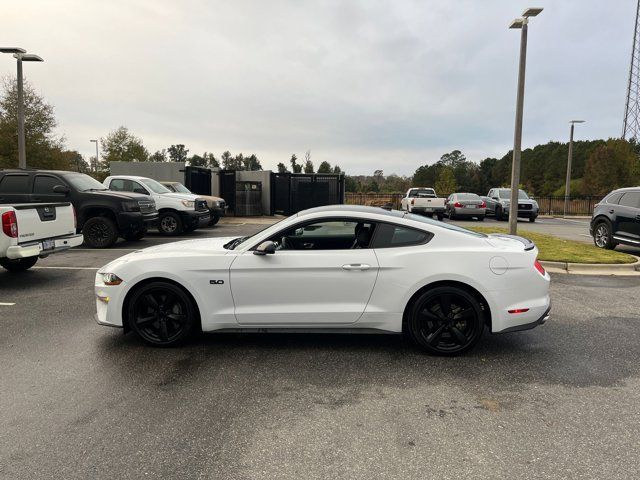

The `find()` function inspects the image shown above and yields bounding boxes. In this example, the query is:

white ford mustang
[95,205,551,355]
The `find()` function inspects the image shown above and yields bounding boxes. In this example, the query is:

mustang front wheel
[127,281,197,346]
[407,286,484,356]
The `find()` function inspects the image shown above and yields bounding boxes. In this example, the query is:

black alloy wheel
[158,212,183,236]
[407,286,484,356]
[127,282,196,346]
[594,221,615,249]
[83,217,119,248]
[0,256,38,272]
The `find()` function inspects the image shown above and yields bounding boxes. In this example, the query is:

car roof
[0,169,81,176]
[107,175,149,180]
[611,186,640,193]
[296,204,405,219]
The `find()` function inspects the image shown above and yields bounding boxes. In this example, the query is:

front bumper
[6,233,83,259]
[116,211,146,233]
[142,212,159,227]
[504,206,539,218]
[180,210,211,229]
[209,206,226,218]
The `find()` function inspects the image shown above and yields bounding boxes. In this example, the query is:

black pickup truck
[0,169,158,248]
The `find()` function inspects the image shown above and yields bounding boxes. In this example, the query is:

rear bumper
[411,206,445,214]
[497,305,551,334]
[453,207,485,216]
[6,233,83,259]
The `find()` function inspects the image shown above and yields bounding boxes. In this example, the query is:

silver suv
[482,188,539,222]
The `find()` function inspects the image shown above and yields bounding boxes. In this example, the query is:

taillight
[534,259,545,276]
[453,201,463,208]
[480,201,486,208]
[2,211,18,238]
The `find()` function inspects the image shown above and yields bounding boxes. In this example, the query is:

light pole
[0,47,44,169]
[90,139,99,172]
[507,8,543,235]
[563,120,585,217]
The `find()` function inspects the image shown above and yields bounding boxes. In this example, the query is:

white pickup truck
[0,202,83,272]
[400,187,446,220]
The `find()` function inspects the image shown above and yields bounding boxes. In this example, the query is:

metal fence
[345,193,605,216]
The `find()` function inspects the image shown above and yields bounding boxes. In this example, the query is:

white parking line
[73,248,137,252]
[32,266,100,270]
[0,302,16,306]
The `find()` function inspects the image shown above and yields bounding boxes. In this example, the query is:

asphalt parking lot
[2,220,640,479]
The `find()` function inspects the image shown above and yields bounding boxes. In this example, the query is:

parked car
[94,205,551,356]
[590,187,640,249]
[482,188,539,222]
[160,181,226,226]
[1,202,82,272]
[104,175,210,236]
[400,188,446,220]
[0,169,158,248]
[445,193,486,220]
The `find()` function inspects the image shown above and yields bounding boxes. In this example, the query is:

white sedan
[95,205,551,355]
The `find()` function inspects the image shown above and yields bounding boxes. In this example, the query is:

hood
[161,192,202,201]
[90,190,151,201]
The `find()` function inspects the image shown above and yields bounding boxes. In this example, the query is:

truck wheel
[158,212,183,236]
[529,216,536,223]
[83,217,119,248]
[0,256,38,272]
[495,206,503,221]
[208,215,220,226]
[437,213,444,221]
[122,230,145,241]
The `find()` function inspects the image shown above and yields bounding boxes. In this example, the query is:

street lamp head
[570,120,586,124]
[523,7,543,18]
[16,54,43,62]
[509,18,525,29]
[90,139,98,143]
[0,47,26,54]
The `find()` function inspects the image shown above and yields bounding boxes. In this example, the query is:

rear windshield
[404,213,486,237]
[409,189,436,198]
[456,193,480,200]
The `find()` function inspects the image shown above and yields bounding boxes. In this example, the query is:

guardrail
[345,193,604,216]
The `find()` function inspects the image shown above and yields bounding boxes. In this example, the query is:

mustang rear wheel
[407,286,484,356]
[127,281,197,346]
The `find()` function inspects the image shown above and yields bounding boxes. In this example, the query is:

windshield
[172,183,191,194]
[64,173,107,191]
[141,178,171,194]
[498,189,529,200]
[409,188,436,198]
[404,212,487,237]
[224,217,291,250]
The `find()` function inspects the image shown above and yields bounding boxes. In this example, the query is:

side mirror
[53,185,70,194]
[253,241,276,256]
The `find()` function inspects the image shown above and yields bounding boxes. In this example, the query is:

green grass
[468,226,638,264]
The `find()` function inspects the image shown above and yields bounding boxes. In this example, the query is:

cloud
[1,0,632,174]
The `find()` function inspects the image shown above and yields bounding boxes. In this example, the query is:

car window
[64,173,107,191]
[140,179,171,194]
[33,175,63,194]
[409,188,435,198]
[268,219,376,250]
[604,192,623,204]
[0,174,29,193]
[111,179,148,194]
[457,193,480,201]
[619,191,640,208]
[371,223,432,248]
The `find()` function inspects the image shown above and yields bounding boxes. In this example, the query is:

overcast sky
[1,1,635,175]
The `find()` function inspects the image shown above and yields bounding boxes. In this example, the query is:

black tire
[122,230,145,242]
[529,216,536,223]
[126,281,197,346]
[406,286,484,356]
[208,215,220,226]
[437,213,444,221]
[83,216,119,248]
[448,209,456,220]
[158,212,183,236]
[0,256,38,272]
[495,206,503,221]
[478,216,485,221]
[593,220,615,250]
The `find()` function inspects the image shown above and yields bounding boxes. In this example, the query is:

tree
[303,159,314,173]
[167,144,189,163]
[583,139,639,195]
[277,162,289,173]
[242,153,262,171]
[345,175,358,192]
[149,149,167,162]
[317,161,332,173]
[221,151,234,170]
[0,76,68,170]
[290,154,302,173]
[332,165,342,174]
[435,167,457,195]
[365,180,380,193]
[99,126,149,172]
[189,151,220,169]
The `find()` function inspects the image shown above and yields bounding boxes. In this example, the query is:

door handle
[342,263,371,271]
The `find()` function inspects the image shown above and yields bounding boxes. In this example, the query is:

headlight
[121,201,141,212]
[216,200,225,207]
[532,201,539,208]
[100,272,123,286]
[181,200,195,208]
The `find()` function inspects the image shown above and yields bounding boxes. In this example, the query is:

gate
[271,173,344,215]
[218,170,236,214]
[184,166,211,196]
[235,181,263,216]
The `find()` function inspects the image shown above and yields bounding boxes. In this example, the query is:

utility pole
[564,120,585,217]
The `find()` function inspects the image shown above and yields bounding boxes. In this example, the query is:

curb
[539,257,640,276]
